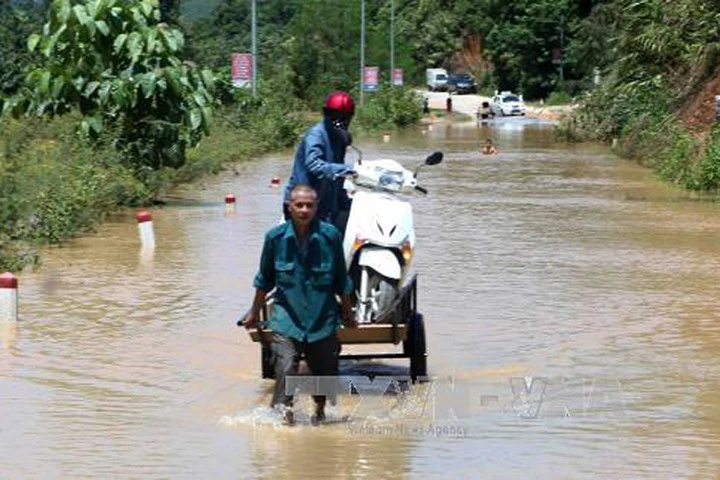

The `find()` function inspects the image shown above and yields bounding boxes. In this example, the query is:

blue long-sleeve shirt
[284,119,351,222]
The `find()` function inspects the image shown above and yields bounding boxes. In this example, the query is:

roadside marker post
[136,211,156,250]
[225,194,236,214]
[0,272,18,323]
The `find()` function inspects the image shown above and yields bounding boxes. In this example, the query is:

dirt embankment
[525,104,577,121]
[677,64,720,135]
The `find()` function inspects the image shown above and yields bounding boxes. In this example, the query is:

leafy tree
[180,0,223,22]
[0,1,46,105]
[396,0,460,72]
[564,0,618,84]
[160,0,181,25]
[611,0,720,86]
[5,0,215,171]
[478,0,571,98]
[185,0,297,72]
[285,1,362,103]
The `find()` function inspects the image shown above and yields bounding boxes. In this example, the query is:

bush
[0,116,150,271]
[576,77,673,142]
[227,74,307,151]
[693,126,720,191]
[546,90,572,106]
[354,84,422,131]
[647,124,697,186]
[554,117,586,142]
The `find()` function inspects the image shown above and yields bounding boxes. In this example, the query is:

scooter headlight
[401,241,413,263]
[352,236,367,253]
[378,170,404,191]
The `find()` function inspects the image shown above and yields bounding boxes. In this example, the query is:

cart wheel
[408,313,428,382]
[261,344,275,379]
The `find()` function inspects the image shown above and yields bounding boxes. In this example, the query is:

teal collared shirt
[253,219,353,343]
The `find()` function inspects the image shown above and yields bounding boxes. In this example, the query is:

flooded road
[2,118,720,478]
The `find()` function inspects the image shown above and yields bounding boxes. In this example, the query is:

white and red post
[0,272,18,322]
[136,211,155,249]
[225,194,236,214]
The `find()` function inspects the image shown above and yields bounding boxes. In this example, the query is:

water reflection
[0,321,17,349]
[247,420,414,478]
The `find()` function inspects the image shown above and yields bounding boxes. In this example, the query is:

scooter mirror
[349,144,363,165]
[414,151,443,177]
[425,151,443,165]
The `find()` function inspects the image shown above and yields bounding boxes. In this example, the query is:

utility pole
[360,0,365,105]
[559,13,565,87]
[390,0,394,86]
[251,0,257,96]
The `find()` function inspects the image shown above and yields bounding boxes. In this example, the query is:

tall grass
[0,116,150,270]
[0,88,310,271]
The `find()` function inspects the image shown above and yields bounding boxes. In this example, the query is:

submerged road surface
[2,118,720,478]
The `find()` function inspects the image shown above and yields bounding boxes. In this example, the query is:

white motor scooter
[342,149,443,324]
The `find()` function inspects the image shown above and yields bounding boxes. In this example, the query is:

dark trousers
[271,333,339,408]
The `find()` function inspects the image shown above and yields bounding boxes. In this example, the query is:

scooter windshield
[377,169,404,191]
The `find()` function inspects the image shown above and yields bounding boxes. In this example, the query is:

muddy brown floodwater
[2,117,720,478]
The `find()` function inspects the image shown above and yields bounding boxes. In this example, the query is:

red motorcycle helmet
[323,91,355,124]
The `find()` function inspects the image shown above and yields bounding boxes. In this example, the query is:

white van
[426,68,448,91]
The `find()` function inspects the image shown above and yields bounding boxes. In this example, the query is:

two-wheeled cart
[243,275,427,381]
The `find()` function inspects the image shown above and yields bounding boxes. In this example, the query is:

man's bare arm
[243,288,268,329]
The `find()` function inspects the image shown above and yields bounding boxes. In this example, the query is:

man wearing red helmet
[283,91,356,234]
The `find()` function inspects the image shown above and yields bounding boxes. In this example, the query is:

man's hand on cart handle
[343,315,357,329]
[242,310,259,329]
[341,294,357,328]
[239,288,268,329]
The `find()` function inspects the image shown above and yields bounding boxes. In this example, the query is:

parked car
[447,73,477,94]
[491,92,526,116]
[426,68,449,91]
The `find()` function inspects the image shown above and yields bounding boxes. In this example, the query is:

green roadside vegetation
[426,110,474,123]
[558,0,720,193]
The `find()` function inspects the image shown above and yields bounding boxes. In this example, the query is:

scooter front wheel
[372,276,399,321]
[355,267,400,324]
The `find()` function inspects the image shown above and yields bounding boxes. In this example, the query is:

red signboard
[363,66,379,91]
[392,68,403,86]
[552,48,562,65]
[231,53,252,88]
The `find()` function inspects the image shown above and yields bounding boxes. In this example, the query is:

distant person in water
[482,138,497,155]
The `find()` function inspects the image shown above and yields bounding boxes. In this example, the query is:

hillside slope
[181,0,223,22]
[679,65,720,135]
